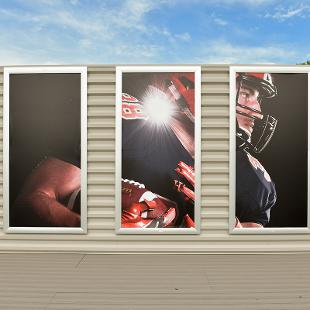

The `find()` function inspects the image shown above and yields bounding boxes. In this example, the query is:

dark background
[123,72,172,99]
[255,73,308,227]
[122,73,195,224]
[9,73,81,222]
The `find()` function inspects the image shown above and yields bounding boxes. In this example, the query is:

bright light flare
[142,85,175,126]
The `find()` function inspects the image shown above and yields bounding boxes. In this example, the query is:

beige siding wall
[0,65,309,253]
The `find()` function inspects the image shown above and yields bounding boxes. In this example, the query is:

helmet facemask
[236,74,278,154]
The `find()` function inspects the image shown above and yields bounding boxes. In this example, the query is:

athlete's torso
[236,149,276,226]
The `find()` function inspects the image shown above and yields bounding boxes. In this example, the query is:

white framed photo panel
[230,66,310,234]
[3,66,87,234]
[116,66,201,234]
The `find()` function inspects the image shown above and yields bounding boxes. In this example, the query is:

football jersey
[236,149,277,226]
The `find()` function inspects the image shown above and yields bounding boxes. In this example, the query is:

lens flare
[142,85,175,126]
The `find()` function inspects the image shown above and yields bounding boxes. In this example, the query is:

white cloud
[196,40,297,64]
[175,32,191,41]
[0,0,305,65]
[57,11,105,34]
[0,49,29,65]
[206,0,275,5]
[123,0,157,20]
[265,4,310,21]
[115,43,163,60]
[0,1,180,64]
[214,17,228,26]
[151,26,191,43]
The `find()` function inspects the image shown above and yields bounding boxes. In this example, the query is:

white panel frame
[230,66,310,234]
[3,66,88,234]
[116,66,201,234]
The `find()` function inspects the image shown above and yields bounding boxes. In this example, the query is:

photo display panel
[4,67,87,233]
[230,67,310,233]
[116,67,201,234]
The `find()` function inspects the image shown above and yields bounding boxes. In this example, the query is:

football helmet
[236,72,278,153]
[164,72,195,122]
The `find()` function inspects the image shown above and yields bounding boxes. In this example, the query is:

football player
[235,73,278,228]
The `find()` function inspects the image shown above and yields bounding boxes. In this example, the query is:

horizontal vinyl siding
[0,65,309,253]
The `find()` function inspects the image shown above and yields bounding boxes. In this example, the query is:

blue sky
[0,0,309,64]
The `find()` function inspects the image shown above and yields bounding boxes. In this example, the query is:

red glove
[174,161,195,228]
[183,214,195,228]
[174,161,195,202]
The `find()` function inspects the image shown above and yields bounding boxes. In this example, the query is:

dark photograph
[8,72,82,229]
[234,72,308,229]
[120,71,198,230]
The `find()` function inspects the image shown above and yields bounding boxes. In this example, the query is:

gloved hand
[174,161,194,202]
[174,161,195,228]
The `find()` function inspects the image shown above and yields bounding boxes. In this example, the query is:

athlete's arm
[235,217,263,228]
[13,157,80,227]
[239,222,263,228]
